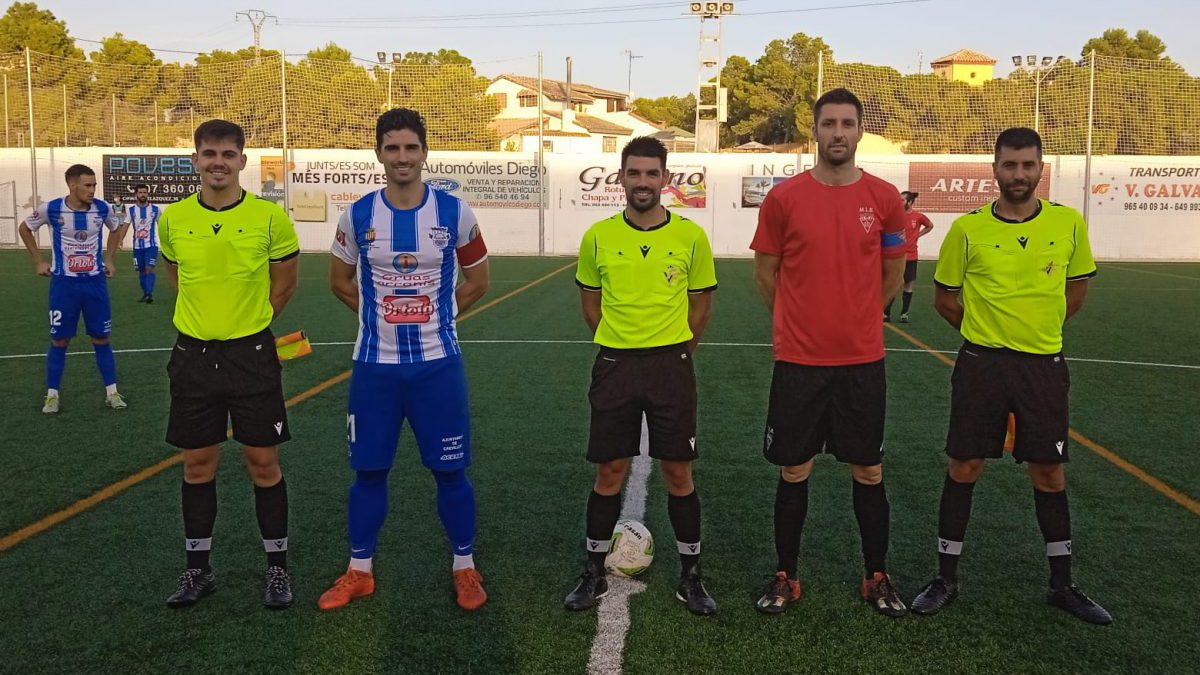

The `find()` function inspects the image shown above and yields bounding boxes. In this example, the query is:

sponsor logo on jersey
[67,254,96,273]
[392,253,419,273]
[382,295,432,323]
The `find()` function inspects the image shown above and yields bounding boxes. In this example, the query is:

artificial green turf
[0,252,1196,673]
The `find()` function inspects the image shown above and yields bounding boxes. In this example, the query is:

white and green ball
[605,519,654,577]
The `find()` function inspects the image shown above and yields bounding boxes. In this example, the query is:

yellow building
[930,48,996,86]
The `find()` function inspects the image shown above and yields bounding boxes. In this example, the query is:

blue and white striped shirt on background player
[125,203,161,250]
[25,198,122,277]
[330,186,489,365]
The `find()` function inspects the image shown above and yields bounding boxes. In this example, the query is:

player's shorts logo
[67,254,96,273]
[382,295,432,323]
[392,253,419,274]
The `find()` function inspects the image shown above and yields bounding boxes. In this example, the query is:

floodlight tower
[689,2,735,152]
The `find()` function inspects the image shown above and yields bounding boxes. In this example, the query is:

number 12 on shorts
[49,310,62,327]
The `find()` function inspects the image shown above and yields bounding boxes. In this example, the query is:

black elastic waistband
[598,341,688,357]
[177,328,271,349]
[962,341,1061,359]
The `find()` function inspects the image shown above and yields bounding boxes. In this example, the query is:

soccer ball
[605,519,654,577]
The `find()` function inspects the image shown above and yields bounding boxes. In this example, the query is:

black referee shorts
[946,341,1070,464]
[166,328,291,450]
[587,343,697,464]
[762,359,887,467]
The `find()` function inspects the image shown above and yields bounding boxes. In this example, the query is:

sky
[41,0,1200,98]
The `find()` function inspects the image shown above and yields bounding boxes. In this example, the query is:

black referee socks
[254,478,289,570]
[182,479,217,572]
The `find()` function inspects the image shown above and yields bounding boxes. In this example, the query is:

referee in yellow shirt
[159,120,301,610]
[911,127,1111,624]
[563,137,718,616]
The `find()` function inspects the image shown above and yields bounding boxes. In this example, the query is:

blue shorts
[133,246,158,272]
[49,275,111,340]
[347,355,472,472]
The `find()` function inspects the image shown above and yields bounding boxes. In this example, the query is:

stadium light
[1026,55,1036,66]
[688,1,734,17]
[376,52,387,64]
[1012,53,1071,133]
[1011,55,1022,66]
[1041,56,1053,67]
[392,52,403,64]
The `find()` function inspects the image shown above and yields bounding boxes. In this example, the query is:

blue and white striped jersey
[25,198,122,277]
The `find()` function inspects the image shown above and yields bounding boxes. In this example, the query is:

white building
[486,74,693,153]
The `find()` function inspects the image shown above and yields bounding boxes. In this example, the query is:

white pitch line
[1,340,1196,371]
[587,418,651,675]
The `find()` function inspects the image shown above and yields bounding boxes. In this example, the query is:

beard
[999,179,1037,204]
[818,143,853,166]
[627,189,661,213]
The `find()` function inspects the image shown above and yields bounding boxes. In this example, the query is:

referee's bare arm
[1065,278,1090,319]
[579,288,602,335]
[329,257,359,312]
[753,252,780,312]
[934,286,964,330]
[686,291,713,354]
[269,256,299,318]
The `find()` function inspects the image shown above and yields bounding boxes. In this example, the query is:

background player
[885,190,934,323]
[320,108,492,613]
[126,183,162,304]
[19,164,127,414]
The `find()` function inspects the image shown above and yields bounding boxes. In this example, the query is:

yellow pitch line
[884,323,1200,516]
[0,262,575,553]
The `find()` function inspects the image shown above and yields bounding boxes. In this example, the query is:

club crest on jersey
[429,225,451,248]
[364,228,376,242]
[72,230,89,242]
[858,207,876,232]
[335,229,346,246]
[392,253,419,274]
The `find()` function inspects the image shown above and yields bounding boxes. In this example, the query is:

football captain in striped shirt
[320,108,491,612]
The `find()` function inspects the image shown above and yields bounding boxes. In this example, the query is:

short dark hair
[134,183,149,192]
[376,108,428,149]
[901,190,918,200]
[194,119,245,151]
[621,136,668,170]
[995,127,1042,160]
[64,164,95,182]
[813,87,863,124]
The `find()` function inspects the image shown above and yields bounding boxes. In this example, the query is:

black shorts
[763,359,886,467]
[165,328,291,450]
[903,260,918,283]
[587,343,697,463]
[946,341,1070,464]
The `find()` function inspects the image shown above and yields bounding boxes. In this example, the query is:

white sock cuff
[938,538,963,556]
[677,540,701,555]
[1046,540,1072,557]
[186,537,212,552]
[586,538,611,554]
[264,537,288,552]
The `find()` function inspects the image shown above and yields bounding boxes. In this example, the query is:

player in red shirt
[885,191,934,323]
[750,88,908,617]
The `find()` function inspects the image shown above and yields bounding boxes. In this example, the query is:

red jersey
[750,170,907,366]
[904,210,933,261]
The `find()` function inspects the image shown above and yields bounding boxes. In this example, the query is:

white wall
[2,148,1197,261]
